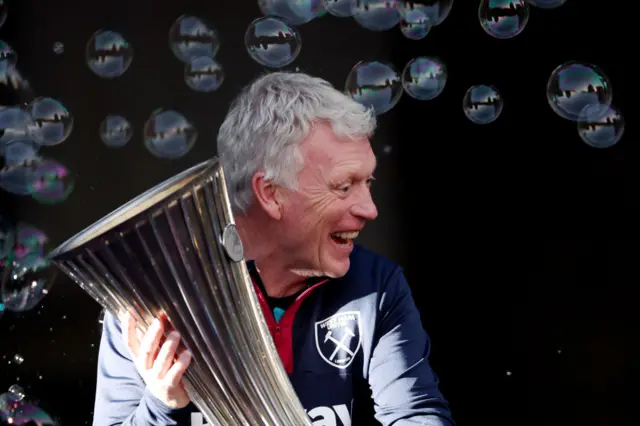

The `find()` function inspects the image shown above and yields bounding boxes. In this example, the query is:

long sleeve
[93,311,192,426]
[368,269,455,426]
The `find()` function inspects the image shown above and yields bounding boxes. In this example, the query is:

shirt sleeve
[92,311,191,426]
[368,268,456,426]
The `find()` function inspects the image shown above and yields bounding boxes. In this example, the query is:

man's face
[276,123,378,278]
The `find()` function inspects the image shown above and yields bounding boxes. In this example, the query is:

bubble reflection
[184,56,224,92]
[577,104,624,149]
[463,84,503,124]
[100,115,133,148]
[401,56,447,100]
[86,29,134,79]
[546,61,612,122]
[143,109,197,159]
[345,60,402,115]
[479,0,530,39]
[245,17,301,68]
[169,15,220,63]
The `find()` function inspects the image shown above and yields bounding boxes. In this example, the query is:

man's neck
[252,260,309,298]
[235,213,308,298]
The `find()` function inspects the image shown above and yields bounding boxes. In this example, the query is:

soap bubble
[169,15,220,63]
[345,60,402,115]
[1,139,39,165]
[245,17,301,68]
[463,84,503,124]
[100,115,133,148]
[0,106,33,144]
[399,8,432,40]
[479,0,530,39]
[184,56,224,92]
[26,97,73,146]
[144,109,197,159]
[401,56,447,100]
[86,29,133,79]
[577,104,624,149]
[546,61,612,122]
[351,0,401,31]
[259,0,326,25]
[397,0,455,26]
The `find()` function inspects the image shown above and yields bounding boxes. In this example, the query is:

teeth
[331,231,359,239]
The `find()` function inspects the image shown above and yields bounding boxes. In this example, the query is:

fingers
[119,312,140,358]
[137,318,164,371]
[163,350,192,386]
[151,331,182,379]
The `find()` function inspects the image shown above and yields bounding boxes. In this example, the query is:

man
[93,72,455,425]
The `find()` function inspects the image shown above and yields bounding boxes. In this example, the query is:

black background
[1,0,638,425]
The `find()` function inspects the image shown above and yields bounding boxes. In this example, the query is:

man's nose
[351,191,378,221]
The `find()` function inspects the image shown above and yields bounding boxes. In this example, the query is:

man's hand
[120,312,192,409]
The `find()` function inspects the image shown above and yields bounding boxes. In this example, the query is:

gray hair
[216,72,377,214]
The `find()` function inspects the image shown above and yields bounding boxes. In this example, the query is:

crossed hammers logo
[324,327,356,361]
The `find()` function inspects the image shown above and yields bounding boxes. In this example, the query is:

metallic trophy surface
[49,158,312,426]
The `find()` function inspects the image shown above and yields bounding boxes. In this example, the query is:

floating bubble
[577,104,624,149]
[400,8,432,39]
[0,106,33,144]
[13,354,23,365]
[52,42,64,55]
[351,0,401,31]
[324,0,352,17]
[184,56,224,92]
[13,223,47,264]
[479,0,529,39]
[245,17,301,68]
[28,159,75,204]
[100,115,132,148]
[259,0,325,25]
[26,97,73,146]
[526,0,566,8]
[0,40,16,76]
[7,385,24,401]
[397,0,455,26]
[0,157,41,195]
[169,15,220,63]
[345,61,402,116]
[463,84,503,124]
[1,246,56,313]
[1,139,39,165]
[86,29,133,79]
[0,388,58,425]
[143,109,197,159]
[401,56,447,101]
[546,61,612,122]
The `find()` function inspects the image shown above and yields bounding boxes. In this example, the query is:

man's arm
[368,268,455,426]
[93,311,190,426]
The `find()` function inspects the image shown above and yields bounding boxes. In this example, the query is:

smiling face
[274,122,378,278]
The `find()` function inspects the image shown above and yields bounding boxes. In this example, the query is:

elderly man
[93,72,455,426]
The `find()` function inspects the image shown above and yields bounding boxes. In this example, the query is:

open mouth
[330,231,359,246]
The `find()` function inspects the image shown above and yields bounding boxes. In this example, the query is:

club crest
[315,311,362,369]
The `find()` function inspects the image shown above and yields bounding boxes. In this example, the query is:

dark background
[1,0,638,425]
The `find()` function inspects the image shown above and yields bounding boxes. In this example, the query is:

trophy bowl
[49,158,311,425]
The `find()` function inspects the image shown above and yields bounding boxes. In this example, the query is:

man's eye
[339,185,350,192]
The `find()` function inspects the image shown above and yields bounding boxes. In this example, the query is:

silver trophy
[49,158,312,425]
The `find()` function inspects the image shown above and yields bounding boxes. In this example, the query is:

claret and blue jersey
[93,244,455,426]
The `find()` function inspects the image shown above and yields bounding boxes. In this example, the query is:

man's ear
[251,171,282,220]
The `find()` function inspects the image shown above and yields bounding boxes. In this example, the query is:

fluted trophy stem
[50,158,312,426]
